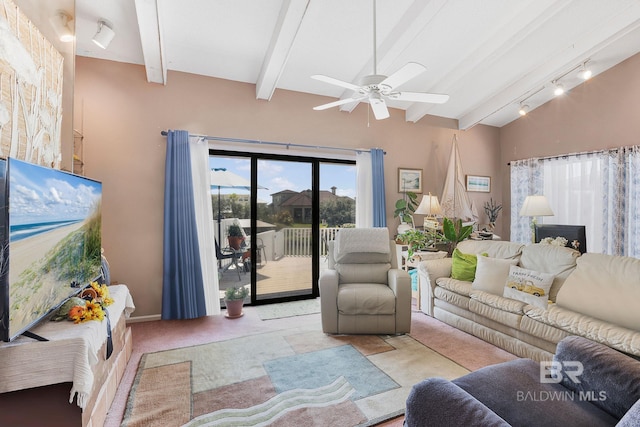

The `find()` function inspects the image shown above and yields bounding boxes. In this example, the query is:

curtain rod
[507,147,622,166]
[160,131,384,154]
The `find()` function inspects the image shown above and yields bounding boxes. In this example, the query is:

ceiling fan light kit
[311,0,449,120]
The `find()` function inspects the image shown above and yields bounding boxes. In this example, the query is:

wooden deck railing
[281,227,341,257]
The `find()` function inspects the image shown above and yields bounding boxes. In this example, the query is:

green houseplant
[394,191,418,234]
[224,286,248,318]
[442,217,474,255]
[398,228,445,259]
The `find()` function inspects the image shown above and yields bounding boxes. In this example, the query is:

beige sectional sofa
[417,239,640,361]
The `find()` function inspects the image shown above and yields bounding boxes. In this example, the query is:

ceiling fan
[311,0,449,120]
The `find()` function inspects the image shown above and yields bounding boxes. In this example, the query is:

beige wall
[74,57,501,317]
[499,52,640,235]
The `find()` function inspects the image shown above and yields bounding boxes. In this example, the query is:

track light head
[518,104,529,116]
[50,10,74,42]
[553,81,564,96]
[92,20,115,49]
[578,63,592,80]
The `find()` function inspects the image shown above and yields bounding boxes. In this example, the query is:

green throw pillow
[451,248,486,282]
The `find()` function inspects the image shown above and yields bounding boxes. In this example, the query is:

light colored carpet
[122,324,470,427]
[255,298,321,320]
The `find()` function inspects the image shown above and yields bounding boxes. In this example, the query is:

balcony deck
[218,255,328,303]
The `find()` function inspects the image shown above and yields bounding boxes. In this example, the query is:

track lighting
[50,11,74,42]
[553,81,564,96]
[518,104,529,116]
[578,62,592,80]
[92,20,115,49]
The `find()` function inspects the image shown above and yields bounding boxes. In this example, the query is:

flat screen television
[534,224,587,254]
[0,157,102,342]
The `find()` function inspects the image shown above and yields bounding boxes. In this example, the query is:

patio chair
[215,240,242,280]
[255,237,267,265]
[319,227,412,334]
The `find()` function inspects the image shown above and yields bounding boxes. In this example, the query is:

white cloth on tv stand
[0,284,135,408]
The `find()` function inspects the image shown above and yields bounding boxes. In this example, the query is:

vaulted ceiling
[74,0,640,129]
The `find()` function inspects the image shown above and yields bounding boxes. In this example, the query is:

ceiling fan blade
[311,74,362,92]
[379,62,426,91]
[369,98,390,120]
[390,91,450,104]
[313,97,365,111]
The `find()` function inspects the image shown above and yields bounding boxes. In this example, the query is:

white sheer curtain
[600,146,640,256]
[189,136,220,315]
[511,146,640,256]
[543,155,603,254]
[510,158,544,244]
[356,151,373,228]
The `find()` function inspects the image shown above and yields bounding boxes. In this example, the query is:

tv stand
[0,285,134,427]
[21,330,49,341]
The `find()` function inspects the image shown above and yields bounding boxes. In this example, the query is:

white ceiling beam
[456,3,640,130]
[256,0,310,101]
[134,0,166,84]
[404,0,565,124]
[338,0,448,113]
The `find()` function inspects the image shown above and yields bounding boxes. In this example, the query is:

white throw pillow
[471,255,518,295]
[503,265,555,309]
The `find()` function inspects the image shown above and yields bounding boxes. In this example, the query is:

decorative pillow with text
[503,265,555,309]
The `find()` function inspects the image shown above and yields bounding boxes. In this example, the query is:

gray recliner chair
[319,227,411,335]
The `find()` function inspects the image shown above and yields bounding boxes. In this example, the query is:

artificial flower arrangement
[53,282,114,324]
[539,236,581,251]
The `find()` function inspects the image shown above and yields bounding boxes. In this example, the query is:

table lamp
[415,193,442,229]
[519,195,554,242]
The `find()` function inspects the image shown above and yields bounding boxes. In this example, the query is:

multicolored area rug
[122,326,470,427]
[255,299,321,320]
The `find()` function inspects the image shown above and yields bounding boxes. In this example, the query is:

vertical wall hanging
[0,0,64,168]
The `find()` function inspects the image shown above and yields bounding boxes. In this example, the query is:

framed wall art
[398,168,422,193]
[466,175,491,192]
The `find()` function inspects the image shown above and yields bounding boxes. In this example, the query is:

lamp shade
[519,195,554,217]
[415,194,442,217]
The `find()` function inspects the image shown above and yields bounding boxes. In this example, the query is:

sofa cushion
[451,248,480,281]
[453,358,618,427]
[503,265,555,309]
[617,399,640,427]
[470,289,527,315]
[524,304,640,357]
[337,283,396,315]
[556,253,640,332]
[456,240,525,260]
[554,336,640,419]
[519,244,580,302]
[436,277,473,297]
[472,256,518,295]
[405,377,511,427]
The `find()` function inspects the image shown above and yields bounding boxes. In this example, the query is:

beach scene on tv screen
[8,158,102,339]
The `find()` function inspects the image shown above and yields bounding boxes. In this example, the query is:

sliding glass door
[255,158,315,302]
[210,150,354,306]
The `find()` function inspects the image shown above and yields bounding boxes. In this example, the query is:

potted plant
[394,191,418,235]
[224,286,248,318]
[227,223,244,250]
[398,228,443,260]
[483,198,502,232]
[442,217,474,255]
